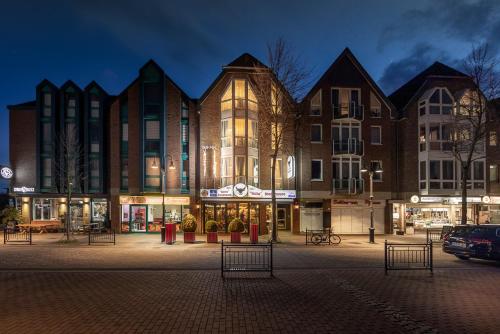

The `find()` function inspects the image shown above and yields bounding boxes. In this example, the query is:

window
[145,120,160,140]
[419,126,426,151]
[121,158,128,189]
[43,93,52,117]
[221,157,233,186]
[90,159,99,177]
[430,161,440,179]
[145,157,160,188]
[67,98,76,118]
[272,159,283,189]
[248,157,259,187]
[311,124,322,142]
[235,118,246,146]
[248,120,258,148]
[474,161,484,180]
[272,123,282,150]
[370,92,381,118]
[420,161,426,180]
[421,87,454,116]
[122,123,128,141]
[490,164,498,182]
[235,156,246,183]
[91,99,100,118]
[33,199,57,220]
[310,90,321,116]
[370,161,383,181]
[311,160,323,181]
[490,131,497,146]
[332,88,361,118]
[221,119,233,148]
[442,160,454,180]
[91,143,99,153]
[370,126,381,144]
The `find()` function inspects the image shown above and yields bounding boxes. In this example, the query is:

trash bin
[250,224,259,243]
[160,226,166,243]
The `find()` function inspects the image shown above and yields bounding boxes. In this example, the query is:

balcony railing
[333,102,364,120]
[332,178,364,194]
[333,139,364,156]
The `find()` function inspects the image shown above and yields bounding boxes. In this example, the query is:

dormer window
[370,92,381,118]
[420,87,454,116]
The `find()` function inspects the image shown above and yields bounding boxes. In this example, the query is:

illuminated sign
[13,186,35,193]
[0,166,13,179]
[200,186,296,199]
[119,196,190,205]
[410,195,419,203]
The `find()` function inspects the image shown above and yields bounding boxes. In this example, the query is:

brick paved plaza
[1,233,499,333]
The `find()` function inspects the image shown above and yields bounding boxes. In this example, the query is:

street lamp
[360,164,383,243]
[152,155,176,226]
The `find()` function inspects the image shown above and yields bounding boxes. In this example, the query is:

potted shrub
[181,214,197,243]
[205,220,218,243]
[1,207,21,231]
[228,218,244,243]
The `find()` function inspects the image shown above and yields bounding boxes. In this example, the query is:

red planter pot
[184,232,196,243]
[165,223,176,245]
[230,232,241,243]
[207,232,218,243]
[250,224,259,244]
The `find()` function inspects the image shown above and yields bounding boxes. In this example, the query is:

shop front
[12,191,109,231]
[391,195,488,234]
[331,199,387,234]
[119,195,190,233]
[200,185,295,234]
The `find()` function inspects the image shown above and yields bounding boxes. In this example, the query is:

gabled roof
[388,61,469,112]
[60,79,82,92]
[84,80,108,95]
[199,53,267,104]
[304,47,395,112]
[225,53,267,69]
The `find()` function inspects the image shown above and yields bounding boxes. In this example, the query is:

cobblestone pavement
[1,233,499,333]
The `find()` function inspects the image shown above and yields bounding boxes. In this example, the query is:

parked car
[443,225,500,261]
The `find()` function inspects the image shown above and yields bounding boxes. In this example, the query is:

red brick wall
[9,107,37,189]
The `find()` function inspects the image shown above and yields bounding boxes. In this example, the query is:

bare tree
[55,123,86,240]
[451,44,499,225]
[252,38,310,242]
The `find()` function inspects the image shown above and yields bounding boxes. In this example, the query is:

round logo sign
[0,167,13,179]
[410,195,419,204]
[482,196,491,204]
[233,183,248,197]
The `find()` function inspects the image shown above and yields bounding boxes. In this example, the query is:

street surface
[1,232,499,333]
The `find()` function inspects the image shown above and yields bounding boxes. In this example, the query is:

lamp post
[152,155,175,226]
[360,164,383,243]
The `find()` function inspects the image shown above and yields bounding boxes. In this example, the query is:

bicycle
[311,229,341,245]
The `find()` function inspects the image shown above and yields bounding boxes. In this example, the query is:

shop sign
[488,196,500,204]
[119,196,190,205]
[233,183,248,197]
[1,166,13,179]
[410,195,419,203]
[419,197,443,203]
[200,186,296,199]
[287,156,295,179]
[446,197,482,204]
[13,186,35,193]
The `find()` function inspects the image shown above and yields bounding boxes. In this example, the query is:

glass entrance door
[277,207,287,230]
[130,205,147,232]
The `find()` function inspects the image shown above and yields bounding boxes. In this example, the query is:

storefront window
[33,199,58,220]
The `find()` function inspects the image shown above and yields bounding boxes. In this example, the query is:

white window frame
[370,126,382,145]
[311,159,323,181]
[369,91,381,118]
[311,124,323,143]
[310,90,322,116]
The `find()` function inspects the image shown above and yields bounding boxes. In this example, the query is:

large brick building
[7,51,500,235]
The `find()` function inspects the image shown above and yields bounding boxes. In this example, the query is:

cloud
[378,0,500,51]
[379,43,456,94]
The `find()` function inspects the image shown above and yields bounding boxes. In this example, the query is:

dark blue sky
[1,0,500,171]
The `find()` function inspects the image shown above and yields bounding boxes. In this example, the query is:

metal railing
[333,102,364,120]
[384,241,433,274]
[426,228,445,244]
[4,227,32,245]
[305,228,331,245]
[332,139,364,156]
[221,241,273,277]
[332,178,364,194]
[88,229,116,245]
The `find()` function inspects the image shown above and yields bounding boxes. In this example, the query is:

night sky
[2,0,500,174]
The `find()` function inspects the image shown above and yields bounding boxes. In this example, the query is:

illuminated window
[490,131,497,146]
[272,123,282,150]
[370,92,381,118]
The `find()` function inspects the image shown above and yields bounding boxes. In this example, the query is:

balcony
[333,139,364,156]
[332,178,364,194]
[333,102,363,120]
